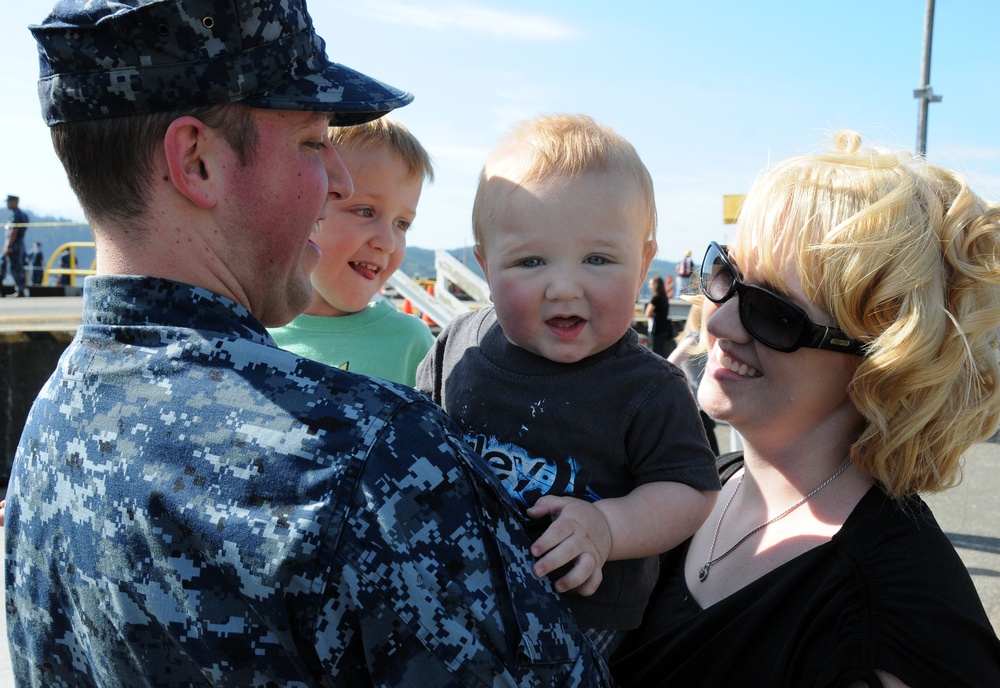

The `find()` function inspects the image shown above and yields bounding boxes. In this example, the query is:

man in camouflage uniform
[5,2,610,686]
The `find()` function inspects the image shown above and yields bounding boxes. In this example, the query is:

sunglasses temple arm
[811,326,867,356]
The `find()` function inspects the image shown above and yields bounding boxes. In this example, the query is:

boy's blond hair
[732,129,1000,497]
[330,116,434,183]
[472,113,656,253]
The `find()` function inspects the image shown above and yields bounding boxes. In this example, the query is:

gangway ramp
[387,250,489,328]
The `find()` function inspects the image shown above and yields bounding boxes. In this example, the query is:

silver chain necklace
[698,459,852,582]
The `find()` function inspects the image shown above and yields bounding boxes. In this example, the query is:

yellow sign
[723,194,745,224]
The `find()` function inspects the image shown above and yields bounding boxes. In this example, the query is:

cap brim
[242,61,413,126]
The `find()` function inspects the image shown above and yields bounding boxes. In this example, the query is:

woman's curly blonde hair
[732,130,1000,497]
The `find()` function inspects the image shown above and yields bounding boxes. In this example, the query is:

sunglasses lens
[704,249,734,302]
[740,288,804,350]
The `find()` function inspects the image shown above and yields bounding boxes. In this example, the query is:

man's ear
[163,116,219,209]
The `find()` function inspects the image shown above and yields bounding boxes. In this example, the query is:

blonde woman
[613,131,1000,687]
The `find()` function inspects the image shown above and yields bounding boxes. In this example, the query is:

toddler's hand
[526,496,612,596]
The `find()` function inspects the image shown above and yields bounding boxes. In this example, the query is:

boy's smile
[546,315,587,341]
[349,260,385,281]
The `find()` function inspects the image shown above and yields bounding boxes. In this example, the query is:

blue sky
[2,1,998,262]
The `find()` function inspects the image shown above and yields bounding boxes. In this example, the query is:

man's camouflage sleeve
[318,397,610,685]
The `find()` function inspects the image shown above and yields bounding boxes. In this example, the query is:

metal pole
[915,0,939,156]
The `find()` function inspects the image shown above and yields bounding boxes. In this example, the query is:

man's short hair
[51,104,258,227]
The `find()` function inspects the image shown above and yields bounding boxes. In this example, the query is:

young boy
[416,114,720,656]
[269,117,435,387]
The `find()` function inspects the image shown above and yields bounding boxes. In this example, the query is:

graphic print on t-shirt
[467,432,600,508]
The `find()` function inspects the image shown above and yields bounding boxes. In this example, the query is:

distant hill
[400,246,469,281]
[400,246,685,299]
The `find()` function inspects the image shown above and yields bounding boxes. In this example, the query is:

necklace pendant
[698,564,709,582]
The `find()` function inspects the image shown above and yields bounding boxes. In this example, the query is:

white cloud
[353,1,584,41]
[936,145,1000,163]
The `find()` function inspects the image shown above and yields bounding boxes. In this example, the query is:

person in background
[2,194,29,297]
[55,250,71,286]
[674,249,693,297]
[269,116,434,387]
[6,2,610,686]
[27,241,45,285]
[644,275,675,357]
[418,114,719,659]
[612,130,1000,687]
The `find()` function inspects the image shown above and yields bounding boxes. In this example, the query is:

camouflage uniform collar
[82,275,273,346]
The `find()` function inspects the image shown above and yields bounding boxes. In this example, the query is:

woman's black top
[611,455,1000,687]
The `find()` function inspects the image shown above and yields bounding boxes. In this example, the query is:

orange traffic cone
[422,283,436,326]
[402,298,413,314]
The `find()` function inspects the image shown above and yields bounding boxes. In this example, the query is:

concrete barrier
[0,331,73,485]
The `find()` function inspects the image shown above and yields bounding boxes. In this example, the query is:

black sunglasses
[699,242,866,355]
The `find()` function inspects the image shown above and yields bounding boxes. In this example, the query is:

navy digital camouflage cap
[30,0,414,126]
